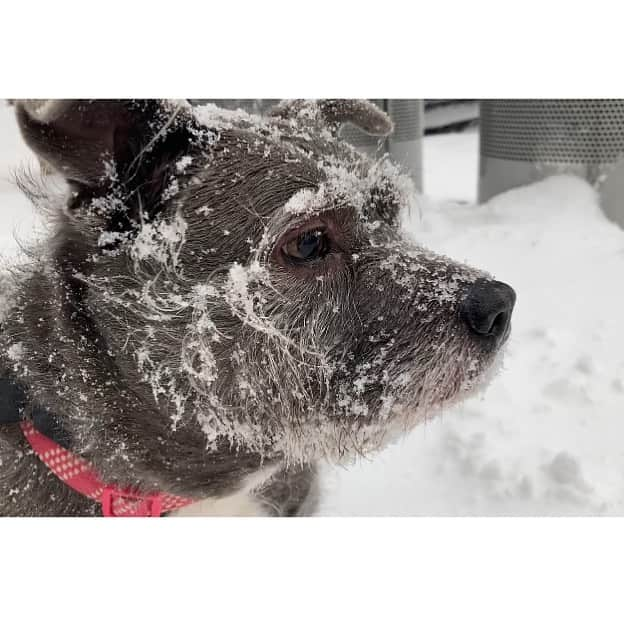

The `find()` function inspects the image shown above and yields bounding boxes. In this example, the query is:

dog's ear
[270,99,394,137]
[14,100,190,189]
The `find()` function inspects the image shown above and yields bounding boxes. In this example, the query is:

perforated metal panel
[480,100,624,164]
[479,99,624,227]
[388,99,424,143]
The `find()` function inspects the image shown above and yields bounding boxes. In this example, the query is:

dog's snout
[460,279,516,345]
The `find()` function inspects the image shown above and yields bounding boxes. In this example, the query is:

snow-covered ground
[2,102,623,515]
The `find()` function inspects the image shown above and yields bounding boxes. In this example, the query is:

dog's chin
[188,337,511,467]
[331,341,511,463]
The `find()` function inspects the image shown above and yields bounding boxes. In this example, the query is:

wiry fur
[0,100,513,515]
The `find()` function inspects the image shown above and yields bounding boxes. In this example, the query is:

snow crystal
[6,342,24,362]
[284,187,326,216]
[223,261,274,332]
[161,178,180,201]
[130,211,188,271]
[176,155,193,173]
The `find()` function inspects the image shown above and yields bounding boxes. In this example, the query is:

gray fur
[0,99,513,516]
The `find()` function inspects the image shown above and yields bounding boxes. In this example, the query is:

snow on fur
[4,104,622,514]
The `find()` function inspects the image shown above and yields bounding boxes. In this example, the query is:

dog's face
[14,100,514,480]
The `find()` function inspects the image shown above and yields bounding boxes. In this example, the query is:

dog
[0,99,515,516]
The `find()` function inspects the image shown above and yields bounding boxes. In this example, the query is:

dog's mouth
[379,327,510,426]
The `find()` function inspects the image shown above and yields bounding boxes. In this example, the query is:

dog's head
[14,99,514,482]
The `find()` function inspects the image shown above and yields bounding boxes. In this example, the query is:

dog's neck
[0,266,284,515]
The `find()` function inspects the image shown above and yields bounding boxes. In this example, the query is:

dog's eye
[282,229,329,263]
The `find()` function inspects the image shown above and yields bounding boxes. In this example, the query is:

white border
[0,518,623,623]
[2,0,624,97]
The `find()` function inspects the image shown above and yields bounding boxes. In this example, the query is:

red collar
[20,421,196,516]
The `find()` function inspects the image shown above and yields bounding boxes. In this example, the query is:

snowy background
[1,102,623,515]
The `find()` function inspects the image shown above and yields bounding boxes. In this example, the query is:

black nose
[460,279,516,345]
